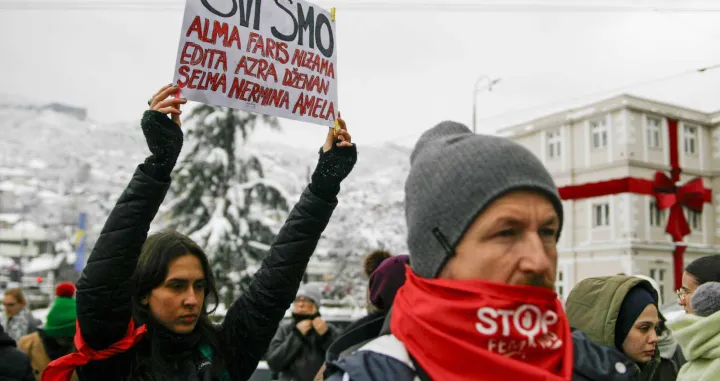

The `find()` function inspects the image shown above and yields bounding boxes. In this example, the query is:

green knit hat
[45,282,77,338]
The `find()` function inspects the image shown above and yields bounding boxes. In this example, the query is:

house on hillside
[497,94,720,305]
[0,221,54,259]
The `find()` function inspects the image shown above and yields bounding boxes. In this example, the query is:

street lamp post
[472,76,501,134]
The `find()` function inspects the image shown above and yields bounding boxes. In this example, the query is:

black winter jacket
[75,165,337,381]
[266,320,338,381]
[0,326,35,381]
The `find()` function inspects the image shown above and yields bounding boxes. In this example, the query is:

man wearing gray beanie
[328,121,638,381]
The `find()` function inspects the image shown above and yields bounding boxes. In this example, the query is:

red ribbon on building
[558,119,712,290]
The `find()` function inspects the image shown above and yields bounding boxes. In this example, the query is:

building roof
[496,93,720,139]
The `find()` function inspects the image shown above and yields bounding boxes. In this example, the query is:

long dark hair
[130,230,224,378]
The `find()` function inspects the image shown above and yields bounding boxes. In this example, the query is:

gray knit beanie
[296,283,323,307]
[405,121,564,278]
[690,281,720,317]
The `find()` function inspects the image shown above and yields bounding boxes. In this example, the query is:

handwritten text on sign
[173,0,338,126]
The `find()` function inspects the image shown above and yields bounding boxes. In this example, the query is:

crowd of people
[1,84,720,380]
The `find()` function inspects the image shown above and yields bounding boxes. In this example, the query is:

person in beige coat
[18,282,78,381]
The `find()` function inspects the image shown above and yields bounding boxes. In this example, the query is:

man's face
[439,191,559,289]
[678,271,699,314]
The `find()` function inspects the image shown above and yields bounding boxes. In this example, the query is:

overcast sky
[2,0,720,149]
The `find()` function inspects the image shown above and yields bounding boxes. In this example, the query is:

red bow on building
[558,119,712,290]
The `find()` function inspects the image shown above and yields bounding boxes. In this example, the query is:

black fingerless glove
[309,142,357,201]
[140,110,184,182]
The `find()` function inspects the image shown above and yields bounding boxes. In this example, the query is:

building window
[590,119,608,149]
[646,117,661,149]
[686,209,702,231]
[592,202,610,227]
[556,270,565,300]
[649,268,666,302]
[684,125,697,155]
[649,201,665,228]
[547,130,562,159]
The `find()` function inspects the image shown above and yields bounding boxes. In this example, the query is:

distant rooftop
[496,93,720,138]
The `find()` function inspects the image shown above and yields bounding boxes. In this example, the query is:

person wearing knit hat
[678,254,720,314]
[17,282,78,381]
[328,121,640,381]
[323,255,411,379]
[267,283,339,381]
[367,255,410,312]
[667,282,720,380]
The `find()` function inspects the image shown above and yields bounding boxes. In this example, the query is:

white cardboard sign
[173,0,338,126]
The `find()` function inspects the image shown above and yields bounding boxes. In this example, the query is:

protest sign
[173,0,338,126]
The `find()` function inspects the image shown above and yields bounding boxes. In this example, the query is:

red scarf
[391,266,573,381]
[41,320,147,381]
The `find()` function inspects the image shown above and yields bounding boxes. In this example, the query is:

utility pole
[472,76,501,134]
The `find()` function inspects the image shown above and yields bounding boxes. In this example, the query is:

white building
[497,94,720,305]
[0,221,54,258]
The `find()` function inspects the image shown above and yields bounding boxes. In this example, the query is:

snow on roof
[23,253,64,274]
[0,181,16,192]
[12,221,45,233]
[28,159,48,169]
[0,168,29,177]
[0,256,15,268]
[0,213,21,224]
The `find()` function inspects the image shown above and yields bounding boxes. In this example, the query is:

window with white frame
[649,267,666,301]
[649,201,665,228]
[547,130,562,159]
[592,202,610,228]
[590,119,608,149]
[684,125,698,155]
[646,117,662,149]
[686,209,702,231]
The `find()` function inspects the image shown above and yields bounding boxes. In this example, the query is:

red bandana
[41,320,147,381]
[391,266,573,381]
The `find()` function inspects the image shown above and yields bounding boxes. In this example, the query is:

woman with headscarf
[632,274,685,381]
[565,275,662,380]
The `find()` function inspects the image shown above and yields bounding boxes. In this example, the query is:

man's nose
[518,233,553,275]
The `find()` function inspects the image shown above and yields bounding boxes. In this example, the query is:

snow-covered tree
[167,105,290,307]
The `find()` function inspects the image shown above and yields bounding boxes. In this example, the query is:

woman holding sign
[42,84,357,381]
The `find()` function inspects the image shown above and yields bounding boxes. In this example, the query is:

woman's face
[622,304,661,363]
[144,254,206,334]
[2,295,24,318]
[293,296,317,315]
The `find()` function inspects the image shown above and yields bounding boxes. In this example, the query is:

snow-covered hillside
[0,96,412,303]
[0,96,146,247]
